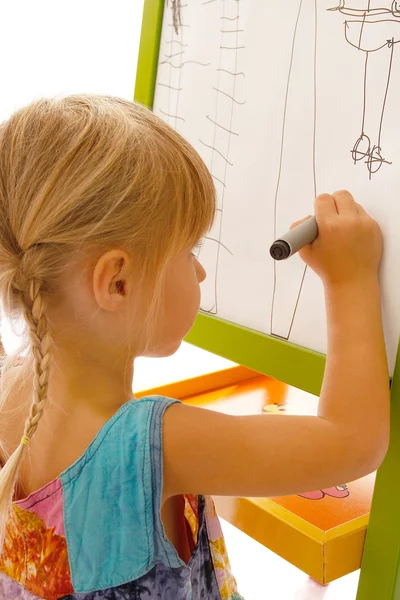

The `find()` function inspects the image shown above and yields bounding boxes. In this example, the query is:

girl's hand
[293,190,383,287]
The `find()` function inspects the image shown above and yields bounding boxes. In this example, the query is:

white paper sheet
[153,0,400,374]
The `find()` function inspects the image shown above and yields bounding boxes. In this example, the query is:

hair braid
[21,279,52,440]
[0,278,51,554]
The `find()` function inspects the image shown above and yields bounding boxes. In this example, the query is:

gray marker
[270,216,318,260]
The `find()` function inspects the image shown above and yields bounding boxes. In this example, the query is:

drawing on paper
[270,0,317,341]
[150,0,398,371]
[156,0,186,129]
[156,1,211,130]
[328,1,400,177]
[196,0,244,315]
[155,0,241,316]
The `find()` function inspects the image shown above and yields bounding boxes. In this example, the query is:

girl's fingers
[332,190,358,215]
[314,193,337,219]
[355,202,368,216]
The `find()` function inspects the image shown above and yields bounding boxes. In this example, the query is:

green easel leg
[357,340,400,600]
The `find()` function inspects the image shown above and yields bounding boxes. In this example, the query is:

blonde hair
[0,93,216,552]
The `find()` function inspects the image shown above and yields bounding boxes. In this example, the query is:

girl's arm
[162,191,390,500]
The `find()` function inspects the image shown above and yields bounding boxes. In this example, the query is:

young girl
[0,94,389,600]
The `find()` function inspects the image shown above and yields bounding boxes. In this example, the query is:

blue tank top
[0,396,244,599]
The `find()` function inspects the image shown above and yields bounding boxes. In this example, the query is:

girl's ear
[92,250,131,312]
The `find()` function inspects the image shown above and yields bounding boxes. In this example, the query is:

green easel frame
[134,1,400,597]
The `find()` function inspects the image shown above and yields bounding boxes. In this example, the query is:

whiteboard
[153,0,400,373]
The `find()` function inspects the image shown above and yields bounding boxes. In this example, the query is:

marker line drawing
[157,83,183,91]
[206,115,239,135]
[196,0,245,315]
[270,0,318,340]
[199,139,234,165]
[161,60,211,68]
[216,68,245,77]
[155,0,239,323]
[163,50,185,59]
[203,236,234,255]
[329,1,400,177]
[172,0,181,33]
[166,40,188,46]
[156,1,211,131]
[159,108,185,121]
[173,2,185,131]
[211,175,226,188]
[220,45,246,50]
[213,87,246,104]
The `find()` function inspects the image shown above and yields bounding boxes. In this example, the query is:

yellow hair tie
[21,436,30,446]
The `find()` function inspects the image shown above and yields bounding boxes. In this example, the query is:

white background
[0,0,144,121]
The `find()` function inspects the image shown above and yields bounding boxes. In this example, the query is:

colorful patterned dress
[0,396,244,600]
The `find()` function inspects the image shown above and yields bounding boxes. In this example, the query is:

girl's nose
[195,258,206,283]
